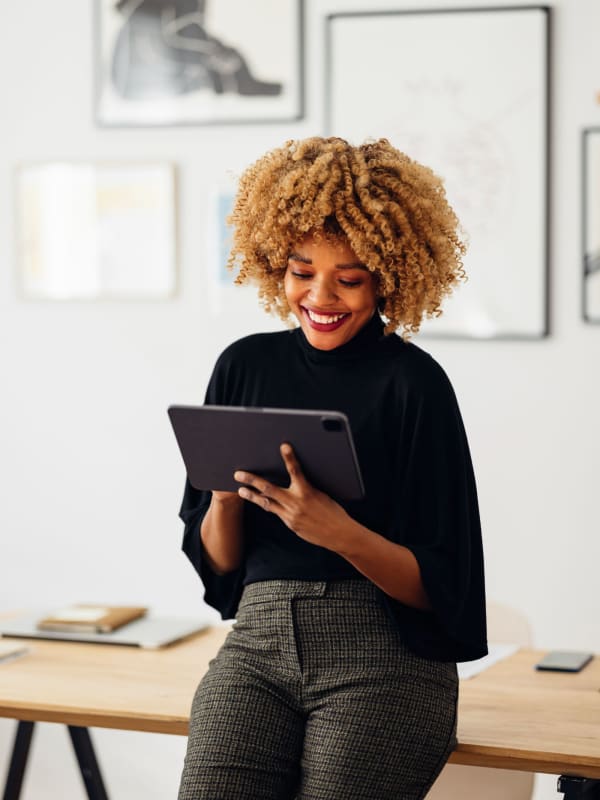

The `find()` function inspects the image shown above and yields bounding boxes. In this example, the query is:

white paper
[458,643,519,680]
[50,606,109,623]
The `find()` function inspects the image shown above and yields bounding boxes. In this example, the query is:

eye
[290,271,312,280]
[339,279,363,288]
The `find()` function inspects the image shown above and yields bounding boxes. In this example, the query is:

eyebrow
[288,252,368,270]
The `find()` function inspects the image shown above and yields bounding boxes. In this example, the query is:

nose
[307,276,338,306]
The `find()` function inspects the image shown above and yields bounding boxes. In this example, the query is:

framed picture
[206,187,256,315]
[95,0,304,127]
[215,191,235,286]
[16,162,177,300]
[326,7,550,339]
[583,128,600,323]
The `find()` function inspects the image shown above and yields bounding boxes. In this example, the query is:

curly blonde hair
[227,136,466,337]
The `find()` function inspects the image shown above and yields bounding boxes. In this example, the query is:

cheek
[283,273,300,306]
[354,285,377,314]
[283,274,292,304]
[363,279,378,312]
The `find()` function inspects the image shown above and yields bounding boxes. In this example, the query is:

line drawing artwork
[327,8,549,339]
[383,79,521,240]
[377,82,538,337]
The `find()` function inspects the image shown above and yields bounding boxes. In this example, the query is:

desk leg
[558,776,600,799]
[67,726,109,800]
[2,721,35,800]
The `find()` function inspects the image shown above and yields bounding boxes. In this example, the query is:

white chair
[426,602,534,800]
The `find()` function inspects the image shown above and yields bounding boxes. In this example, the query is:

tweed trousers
[178,579,458,800]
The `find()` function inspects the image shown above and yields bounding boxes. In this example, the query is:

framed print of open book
[16,161,177,300]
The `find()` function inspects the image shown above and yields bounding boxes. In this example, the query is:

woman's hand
[234,445,431,610]
[234,444,359,553]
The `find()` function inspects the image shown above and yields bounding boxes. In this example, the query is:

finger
[233,469,267,492]
[234,470,284,502]
[238,485,280,514]
[280,443,307,484]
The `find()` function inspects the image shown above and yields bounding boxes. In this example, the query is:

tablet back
[168,405,365,501]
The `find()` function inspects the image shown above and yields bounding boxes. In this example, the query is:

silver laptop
[0,611,209,649]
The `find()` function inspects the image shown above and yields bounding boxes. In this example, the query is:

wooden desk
[0,626,228,736]
[454,648,600,780]
[1,629,599,798]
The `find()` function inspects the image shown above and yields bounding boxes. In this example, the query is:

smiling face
[283,234,378,351]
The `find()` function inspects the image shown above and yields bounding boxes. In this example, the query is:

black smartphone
[534,650,593,672]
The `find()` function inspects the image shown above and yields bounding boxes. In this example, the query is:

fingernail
[234,471,244,481]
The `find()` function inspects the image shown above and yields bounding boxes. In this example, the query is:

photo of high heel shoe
[96,0,303,126]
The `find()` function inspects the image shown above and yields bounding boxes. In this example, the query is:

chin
[307,337,341,351]
[303,328,350,350]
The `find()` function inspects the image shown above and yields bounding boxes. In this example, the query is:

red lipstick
[301,306,350,332]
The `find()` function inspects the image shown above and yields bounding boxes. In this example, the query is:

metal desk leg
[558,776,600,799]
[67,726,109,800]
[2,721,35,800]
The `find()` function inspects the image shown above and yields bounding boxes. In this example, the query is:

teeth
[307,309,347,324]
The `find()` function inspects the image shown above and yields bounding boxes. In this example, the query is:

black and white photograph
[95,0,304,126]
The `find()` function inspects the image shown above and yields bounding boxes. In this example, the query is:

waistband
[240,578,380,604]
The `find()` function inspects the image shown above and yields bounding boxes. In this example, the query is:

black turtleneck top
[179,314,487,662]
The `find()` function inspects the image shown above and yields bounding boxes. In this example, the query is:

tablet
[168,405,365,501]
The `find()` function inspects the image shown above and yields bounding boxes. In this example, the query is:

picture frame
[16,161,177,300]
[215,191,235,287]
[583,128,600,323]
[206,187,257,316]
[325,6,550,340]
[95,0,304,127]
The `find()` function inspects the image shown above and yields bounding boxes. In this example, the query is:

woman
[178,136,487,800]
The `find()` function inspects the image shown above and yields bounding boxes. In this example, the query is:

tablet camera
[321,418,343,433]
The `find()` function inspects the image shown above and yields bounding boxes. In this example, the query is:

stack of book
[36,605,147,634]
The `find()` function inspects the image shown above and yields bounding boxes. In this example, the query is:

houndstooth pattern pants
[178,579,458,800]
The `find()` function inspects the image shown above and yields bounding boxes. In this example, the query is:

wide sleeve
[381,358,487,662]
[179,351,245,619]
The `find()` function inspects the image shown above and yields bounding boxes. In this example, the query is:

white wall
[1,1,598,798]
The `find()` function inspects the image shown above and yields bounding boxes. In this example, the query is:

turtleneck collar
[294,312,387,364]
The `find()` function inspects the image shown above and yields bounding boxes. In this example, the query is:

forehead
[292,234,360,262]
